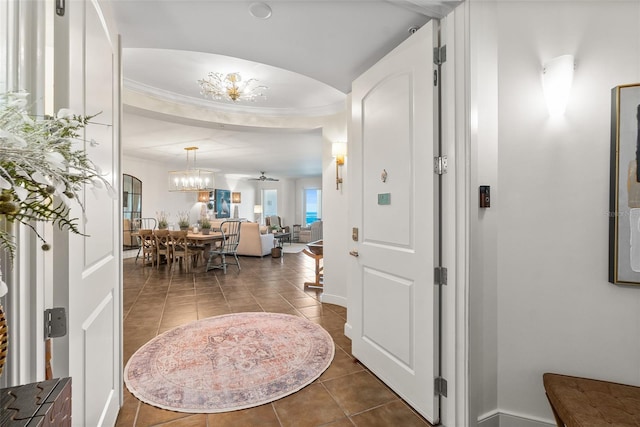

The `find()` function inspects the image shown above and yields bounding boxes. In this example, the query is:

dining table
[302,239,323,289]
[186,231,226,243]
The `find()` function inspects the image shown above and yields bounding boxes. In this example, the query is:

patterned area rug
[124,312,335,413]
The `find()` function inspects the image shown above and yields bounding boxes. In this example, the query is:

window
[262,189,278,218]
[304,188,321,226]
[123,174,142,249]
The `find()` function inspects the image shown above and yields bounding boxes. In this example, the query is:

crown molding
[124,79,346,118]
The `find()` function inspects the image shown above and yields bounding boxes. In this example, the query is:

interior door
[52,2,121,426]
[349,20,439,423]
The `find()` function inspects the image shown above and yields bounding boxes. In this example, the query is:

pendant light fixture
[168,147,215,192]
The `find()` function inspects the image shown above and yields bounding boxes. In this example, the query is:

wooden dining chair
[170,230,203,273]
[154,229,172,269]
[206,220,242,274]
[132,218,158,261]
[136,229,156,266]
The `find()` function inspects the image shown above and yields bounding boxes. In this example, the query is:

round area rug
[124,312,335,413]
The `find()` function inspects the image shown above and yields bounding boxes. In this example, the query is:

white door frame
[344,6,471,426]
[441,5,471,427]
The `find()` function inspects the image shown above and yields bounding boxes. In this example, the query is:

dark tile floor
[117,250,433,427]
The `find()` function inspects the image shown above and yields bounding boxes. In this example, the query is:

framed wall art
[609,83,640,284]
[215,188,231,219]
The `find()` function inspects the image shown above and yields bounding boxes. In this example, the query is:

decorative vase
[180,226,189,231]
[202,229,210,235]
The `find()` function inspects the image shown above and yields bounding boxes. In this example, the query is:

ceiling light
[198,72,268,103]
[168,147,215,192]
[249,2,272,19]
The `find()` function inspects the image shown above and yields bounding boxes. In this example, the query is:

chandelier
[198,72,268,102]
[168,147,215,192]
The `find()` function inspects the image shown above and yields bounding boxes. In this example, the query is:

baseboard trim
[478,410,499,427]
[344,322,352,339]
[320,293,347,307]
[478,410,555,427]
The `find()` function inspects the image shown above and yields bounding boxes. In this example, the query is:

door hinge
[56,0,65,16]
[435,267,448,286]
[434,156,448,175]
[435,376,448,397]
[433,45,447,65]
[44,307,67,339]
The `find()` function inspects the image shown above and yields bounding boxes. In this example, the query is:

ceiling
[113,1,460,179]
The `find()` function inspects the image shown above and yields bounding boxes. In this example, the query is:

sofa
[205,220,273,257]
[236,222,275,257]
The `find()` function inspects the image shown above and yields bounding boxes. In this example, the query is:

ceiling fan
[249,171,279,182]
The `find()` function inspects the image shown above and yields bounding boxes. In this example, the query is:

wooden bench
[543,372,640,426]
[1,377,71,426]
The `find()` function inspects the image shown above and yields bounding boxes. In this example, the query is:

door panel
[362,268,413,366]
[350,20,438,423]
[53,1,121,426]
[363,72,413,246]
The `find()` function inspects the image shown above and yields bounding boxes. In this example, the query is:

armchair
[299,220,323,243]
[265,215,290,233]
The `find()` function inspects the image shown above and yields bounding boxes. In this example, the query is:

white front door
[349,21,439,423]
[52,2,121,426]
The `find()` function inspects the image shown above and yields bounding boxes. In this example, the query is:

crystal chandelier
[198,72,268,102]
[168,147,215,192]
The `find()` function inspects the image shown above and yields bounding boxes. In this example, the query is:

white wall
[473,1,640,425]
[122,155,259,226]
[469,1,499,423]
[321,108,349,307]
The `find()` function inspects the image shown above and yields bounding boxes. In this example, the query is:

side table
[273,232,291,247]
[292,225,301,243]
[302,240,323,289]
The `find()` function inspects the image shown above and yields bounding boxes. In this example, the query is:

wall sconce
[232,192,242,203]
[542,54,574,117]
[332,141,347,190]
[197,191,210,203]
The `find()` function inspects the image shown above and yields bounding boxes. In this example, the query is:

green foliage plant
[0,93,113,262]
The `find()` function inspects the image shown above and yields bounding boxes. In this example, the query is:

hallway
[116,252,432,426]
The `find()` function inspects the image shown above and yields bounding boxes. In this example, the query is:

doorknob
[349,250,359,257]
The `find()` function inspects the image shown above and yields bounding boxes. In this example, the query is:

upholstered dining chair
[154,229,172,269]
[206,220,242,274]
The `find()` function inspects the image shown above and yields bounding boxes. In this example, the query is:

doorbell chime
[479,186,490,208]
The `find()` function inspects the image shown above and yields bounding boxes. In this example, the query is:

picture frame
[609,83,640,284]
[215,189,231,219]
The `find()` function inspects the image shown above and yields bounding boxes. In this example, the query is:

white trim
[124,79,346,118]
[440,4,470,426]
[479,410,555,427]
[344,321,352,340]
[319,293,347,307]
[478,410,500,427]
